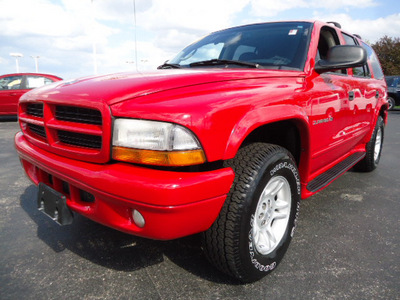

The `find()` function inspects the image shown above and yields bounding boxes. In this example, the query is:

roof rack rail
[327,21,341,29]
[353,34,362,40]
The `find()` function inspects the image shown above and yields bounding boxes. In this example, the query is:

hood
[23,69,303,105]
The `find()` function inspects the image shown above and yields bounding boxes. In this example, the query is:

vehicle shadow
[0,116,18,122]
[19,185,239,284]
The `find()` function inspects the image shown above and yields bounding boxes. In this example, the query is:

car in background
[0,73,62,116]
[386,75,400,110]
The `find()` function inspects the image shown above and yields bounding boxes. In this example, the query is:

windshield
[168,22,312,71]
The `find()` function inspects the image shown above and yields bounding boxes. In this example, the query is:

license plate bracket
[37,183,73,225]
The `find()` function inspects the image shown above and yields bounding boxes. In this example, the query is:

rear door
[341,34,385,142]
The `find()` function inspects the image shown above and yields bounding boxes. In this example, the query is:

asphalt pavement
[1,112,399,300]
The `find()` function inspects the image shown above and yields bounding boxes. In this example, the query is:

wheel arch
[223,105,311,181]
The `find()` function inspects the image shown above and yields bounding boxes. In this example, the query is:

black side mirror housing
[315,45,367,73]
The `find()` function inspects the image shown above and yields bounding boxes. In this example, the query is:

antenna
[133,0,138,72]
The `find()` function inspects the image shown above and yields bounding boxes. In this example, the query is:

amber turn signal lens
[112,147,206,166]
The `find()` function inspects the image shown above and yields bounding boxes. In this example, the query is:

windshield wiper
[189,59,260,68]
[157,63,181,69]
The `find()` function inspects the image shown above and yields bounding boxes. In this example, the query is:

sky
[0,0,399,80]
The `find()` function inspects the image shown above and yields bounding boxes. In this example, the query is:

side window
[362,42,384,80]
[386,77,394,86]
[25,76,55,89]
[342,33,370,78]
[386,77,400,88]
[0,75,23,90]
[317,27,344,74]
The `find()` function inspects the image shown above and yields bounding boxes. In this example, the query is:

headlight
[112,119,206,166]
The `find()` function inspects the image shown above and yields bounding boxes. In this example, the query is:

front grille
[56,105,102,125]
[58,130,102,149]
[19,101,111,163]
[28,123,46,138]
[27,103,44,118]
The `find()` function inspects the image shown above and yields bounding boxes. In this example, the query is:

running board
[307,152,365,193]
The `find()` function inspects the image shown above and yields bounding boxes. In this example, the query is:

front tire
[202,143,301,282]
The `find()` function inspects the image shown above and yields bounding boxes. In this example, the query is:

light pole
[31,56,40,72]
[10,53,23,73]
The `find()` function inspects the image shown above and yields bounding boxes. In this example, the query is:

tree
[371,36,400,76]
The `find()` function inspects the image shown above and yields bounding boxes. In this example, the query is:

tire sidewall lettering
[269,161,301,194]
[248,215,277,272]
[246,156,301,273]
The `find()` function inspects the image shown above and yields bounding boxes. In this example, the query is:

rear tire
[202,143,301,282]
[387,97,395,111]
[355,116,384,172]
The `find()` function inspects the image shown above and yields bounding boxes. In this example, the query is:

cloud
[88,0,152,23]
[309,0,378,10]
[0,0,120,77]
[0,0,77,37]
[137,0,250,53]
[0,0,251,78]
[0,0,398,79]
[140,0,249,32]
[95,39,172,73]
[311,12,400,43]
[250,0,308,17]
[249,0,378,17]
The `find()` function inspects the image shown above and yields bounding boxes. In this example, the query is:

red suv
[0,73,62,116]
[15,21,387,282]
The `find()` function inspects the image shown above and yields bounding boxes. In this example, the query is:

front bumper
[15,132,235,240]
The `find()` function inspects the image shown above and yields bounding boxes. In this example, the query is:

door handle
[9,93,17,96]
[349,91,355,101]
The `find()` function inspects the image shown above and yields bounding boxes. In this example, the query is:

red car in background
[0,73,62,116]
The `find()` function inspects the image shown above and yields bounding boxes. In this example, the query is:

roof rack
[327,21,341,29]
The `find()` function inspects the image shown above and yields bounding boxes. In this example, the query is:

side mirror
[315,45,367,73]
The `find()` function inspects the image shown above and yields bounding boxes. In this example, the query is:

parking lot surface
[1,112,399,300]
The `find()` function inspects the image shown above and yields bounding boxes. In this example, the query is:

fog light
[132,209,145,228]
